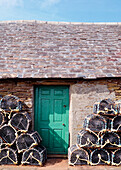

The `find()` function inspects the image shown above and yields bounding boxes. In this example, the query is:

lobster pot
[83,114,106,132]
[68,144,89,165]
[21,145,47,166]
[0,125,17,146]
[0,137,5,149]
[101,131,120,148]
[106,117,112,130]
[0,111,7,128]
[0,94,22,112]
[93,99,119,115]
[90,149,110,165]
[115,101,121,114]
[112,149,121,166]
[77,130,99,148]
[9,112,31,132]
[111,115,121,132]
[16,133,39,153]
[0,148,17,165]
[30,131,42,144]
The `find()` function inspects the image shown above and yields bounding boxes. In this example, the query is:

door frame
[34,85,70,155]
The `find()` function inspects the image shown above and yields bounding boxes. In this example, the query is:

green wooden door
[34,86,69,155]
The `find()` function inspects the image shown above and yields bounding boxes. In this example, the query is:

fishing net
[111,115,121,131]
[0,125,17,146]
[68,144,89,165]
[21,145,47,166]
[31,131,42,144]
[93,99,118,115]
[0,148,17,165]
[83,114,106,132]
[101,131,120,148]
[9,112,31,132]
[0,95,22,112]
[77,129,99,147]
[112,149,121,166]
[90,149,110,165]
[16,133,38,153]
[0,111,6,128]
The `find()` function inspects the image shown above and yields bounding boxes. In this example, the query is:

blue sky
[0,0,121,22]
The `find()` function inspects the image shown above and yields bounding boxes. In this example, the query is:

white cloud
[0,0,23,8]
[41,0,60,8]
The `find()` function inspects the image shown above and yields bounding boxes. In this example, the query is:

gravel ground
[0,159,121,170]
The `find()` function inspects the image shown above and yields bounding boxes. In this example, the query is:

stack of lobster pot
[0,94,47,166]
[68,98,121,166]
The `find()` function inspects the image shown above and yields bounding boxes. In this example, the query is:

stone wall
[70,79,121,145]
[0,78,121,146]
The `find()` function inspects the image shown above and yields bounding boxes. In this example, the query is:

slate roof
[0,20,121,79]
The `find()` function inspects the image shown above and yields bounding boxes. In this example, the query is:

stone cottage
[0,20,121,155]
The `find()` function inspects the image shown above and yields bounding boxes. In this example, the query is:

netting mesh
[21,145,47,166]
[112,149,121,165]
[0,112,5,128]
[101,131,120,148]
[9,112,31,132]
[16,133,38,153]
[69,98,121,166]
[94,99,119,115]
[31,131,42,144]
[77,130,99,147]
[90,149,110,165]
[111,115,121,131]
[0,95,22,111]
[0,94,46,166]
[0,125,17,146]
[83,114,106,132]
[68,144,89,165]
[0,148,17,165]
[99,99,115,110]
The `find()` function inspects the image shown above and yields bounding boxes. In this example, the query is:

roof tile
[0,21,121,79]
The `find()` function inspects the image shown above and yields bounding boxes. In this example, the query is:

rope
[78,130,99,147]
[101,139,120,148]
[69,154,89,166]
[97,106,118,115]
[0,150,17,164]
[90,153,110,166]
[22,151,42,166]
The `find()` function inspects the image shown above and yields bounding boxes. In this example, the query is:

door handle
[62,123,65,126]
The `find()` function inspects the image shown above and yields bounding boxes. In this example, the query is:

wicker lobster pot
[77,129,99,148]
[93,99,119,115]
[21,145,47,166]
[0,125,17,146]
[101,131,120,148]
[83,114,107,132]
[68,144,89,165]
[112,149,121,166]
[16,132,42,153]
[0,94,22,112]
[111,115,121,132]
[0,148,18,165]
[90,149,110,165]
[9,112,31,132]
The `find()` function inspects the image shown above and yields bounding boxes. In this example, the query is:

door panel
[34,86,69,154]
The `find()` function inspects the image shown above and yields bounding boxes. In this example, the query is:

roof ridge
[0,20,121,25]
